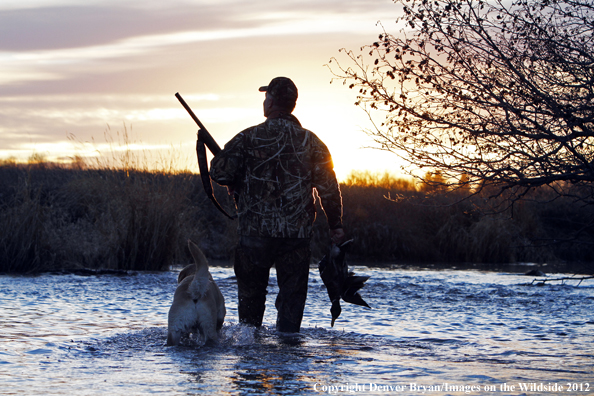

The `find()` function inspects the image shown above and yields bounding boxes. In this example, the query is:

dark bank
[1,162,593,274]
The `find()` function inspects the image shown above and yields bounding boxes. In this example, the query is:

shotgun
[175,92,235,220]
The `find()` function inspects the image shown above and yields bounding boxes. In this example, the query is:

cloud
[0,0,392,51]
[0,2,397,89]
[0,0,404,174]
[0,93,252,128]
[0,3,234,51]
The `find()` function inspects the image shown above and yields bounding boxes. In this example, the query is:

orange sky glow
[0,0,407,181]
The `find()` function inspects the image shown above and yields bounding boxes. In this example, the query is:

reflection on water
[1,266,593,395]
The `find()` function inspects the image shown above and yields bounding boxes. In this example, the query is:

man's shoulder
[237,121,267,137]
[226,122,265,143]
[264,115,319,136]
[238,116,324,147]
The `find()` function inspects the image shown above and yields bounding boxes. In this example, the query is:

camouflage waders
[234,236,310,333]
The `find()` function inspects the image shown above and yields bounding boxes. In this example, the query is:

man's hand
[330,228,345,245]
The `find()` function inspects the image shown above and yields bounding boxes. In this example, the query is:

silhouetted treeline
[1,164,592,274]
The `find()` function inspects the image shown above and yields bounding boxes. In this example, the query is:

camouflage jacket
[210,113,342,238]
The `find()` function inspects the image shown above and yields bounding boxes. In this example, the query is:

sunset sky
[0,0,405,180]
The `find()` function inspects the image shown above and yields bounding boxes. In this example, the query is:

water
[1,265,593,395]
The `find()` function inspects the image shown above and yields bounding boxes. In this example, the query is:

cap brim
[258,86,268,92]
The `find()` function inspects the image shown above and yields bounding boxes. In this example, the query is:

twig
[531,275,594,286]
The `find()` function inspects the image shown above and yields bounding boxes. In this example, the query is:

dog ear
[177,264,196,284]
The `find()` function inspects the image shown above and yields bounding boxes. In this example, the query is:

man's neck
[266,110,301,126]
[266,109,291,119]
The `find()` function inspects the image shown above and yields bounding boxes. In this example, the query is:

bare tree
[329,0,594,204]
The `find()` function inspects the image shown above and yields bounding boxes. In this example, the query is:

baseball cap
[259,77,298,107]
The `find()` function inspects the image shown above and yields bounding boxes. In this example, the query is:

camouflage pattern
[234,236,310,332]
[210,113,343,238]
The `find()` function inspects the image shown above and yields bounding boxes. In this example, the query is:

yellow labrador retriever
[166,240,226,346]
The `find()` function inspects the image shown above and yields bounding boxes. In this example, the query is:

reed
[343,170,417,191]
[0,126,236,273]
[0,158,592,273]
[0,162,240,273]
[0,185,47,273]
[333,174,590,270]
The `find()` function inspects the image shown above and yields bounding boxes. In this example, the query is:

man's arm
[311,136,344,242]
[209,132,245,189]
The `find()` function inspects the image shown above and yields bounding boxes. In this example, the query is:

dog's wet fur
[166,240,226,346]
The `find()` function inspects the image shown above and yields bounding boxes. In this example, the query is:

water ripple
[1,268,593,395]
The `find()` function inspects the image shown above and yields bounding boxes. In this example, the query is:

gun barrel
[175,92,222,155]
[175,92,206,130]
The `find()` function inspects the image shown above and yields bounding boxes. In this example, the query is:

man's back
[210,114,342,238]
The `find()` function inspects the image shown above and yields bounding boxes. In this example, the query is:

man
[210,76,344,333]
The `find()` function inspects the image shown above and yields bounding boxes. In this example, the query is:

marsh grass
[0,185,47,273]
[0,162,240,273]
[333,172,594,273]
[0,127,238,273]
[1,158,593,273]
